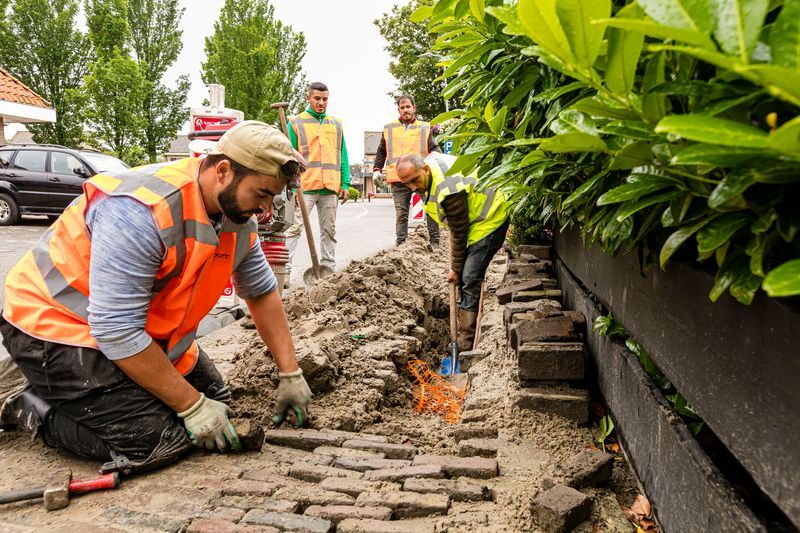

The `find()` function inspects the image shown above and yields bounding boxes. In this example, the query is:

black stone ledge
[556,258,765,533]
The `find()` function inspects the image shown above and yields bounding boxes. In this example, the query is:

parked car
[0,144,129,225]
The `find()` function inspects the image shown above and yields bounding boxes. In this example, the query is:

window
[12,150,47,172]
[51,152,85,175]
[0,150,13,169]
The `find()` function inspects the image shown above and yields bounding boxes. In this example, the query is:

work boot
[456,308,478,352]
[0,387,52,436]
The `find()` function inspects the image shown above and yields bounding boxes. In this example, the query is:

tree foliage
[0,0,89,146]
[422,0,800,303]
[374,0,449,121]
[202,0,308,124]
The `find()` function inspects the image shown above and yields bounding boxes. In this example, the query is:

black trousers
[460,218,510,311]
[0,317,224,463]
[391,182,440,245]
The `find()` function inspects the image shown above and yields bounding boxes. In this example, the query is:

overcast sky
[168,0,405,162]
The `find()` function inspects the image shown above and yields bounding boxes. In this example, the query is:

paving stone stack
[184,428,499,533]
[495,244,590,424]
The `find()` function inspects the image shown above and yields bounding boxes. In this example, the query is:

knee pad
[100,424,191,476]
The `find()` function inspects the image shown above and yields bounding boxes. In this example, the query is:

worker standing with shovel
[395,152,510,354]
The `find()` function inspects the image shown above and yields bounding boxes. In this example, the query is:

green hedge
[348,187,361,201]
[417,0,800,303]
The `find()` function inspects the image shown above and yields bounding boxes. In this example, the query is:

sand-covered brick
[510,315,576,348]
[214,496,299,513]
[319,477,400,498]
[289,462,364,483]
[221,480,277,498]
[341,439,417,460]
[334,457,413,472]
[271,487,355,509]
[241,510,332,533]
[515,387,589,424]
[496,280,544,304]
[313,446,386,460]
[412,454,498,479]
[337,518,436,533]
[518,342,585,381]
[560,449,614,488]
[402,477,488,502]
[363,463,444,482]
[453,425,498,442]
[356,491,450,519]
[304,505,392,523]
[517,244,551,259]
[457,438,500,458]
[512,289,562,303]
[230,419,265,451]
[195,507,246,523]
[187,518,279,533]
[531,484,591,532]
[263,429,345,451]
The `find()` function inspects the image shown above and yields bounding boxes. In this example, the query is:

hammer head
[43,469,71,511]
[270,102,289,109]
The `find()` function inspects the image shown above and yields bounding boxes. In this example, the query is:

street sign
[443,140,453,154]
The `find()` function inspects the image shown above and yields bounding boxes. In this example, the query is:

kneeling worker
[0,121,312,474]
[395,153,509,350]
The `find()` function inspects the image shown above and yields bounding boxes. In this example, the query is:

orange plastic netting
[407,358,468,424]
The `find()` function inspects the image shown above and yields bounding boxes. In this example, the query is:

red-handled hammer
[0,469,119,510]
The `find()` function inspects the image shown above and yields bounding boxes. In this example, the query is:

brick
[272,486,355,508]
[241,471,317,486]
[564,309,586,328]
[241,510,332,533]
[263,429,345,450]
[341,440,417,460]
[443,511,489,526]
[231,419,264,451]
[515,387,589,424]
[512,289,562,303]
[402,478,488,502]
[102,506,185,532]
[337,518,436,533]
[356,491,449,519]
[297,351,336,393]
[457,438,500,458]
[452,425,498,442]
[503,300,561,325]
[195,507,247,522]
[215,496,300,514]
[531,484,591,532]
[458,350,486,372]
[518,342,585,381]
[334,457,412,472]
[313,446,386,460]
[187,518,279,533]
[289,462,364,482]
[412,454,498,479]
[392,335,419,354]
[510,316,577,348]
[221,480,277,498]
[322,430,389,443]
[496,280,544,304]
[560,449,614,488]
[319,477,400,497]
[364,463,444,482]
[517,244,551,259]
[304,505,392,523]
[508,260,549,274]
[360,378,385,391]
[460,409,489,423]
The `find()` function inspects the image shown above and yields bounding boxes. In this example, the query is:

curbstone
[531,484,591,532]
[515,387,589,424]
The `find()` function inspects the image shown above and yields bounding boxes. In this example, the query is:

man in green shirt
[285,82,350,283]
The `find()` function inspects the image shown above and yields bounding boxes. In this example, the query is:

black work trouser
[459,218,510,311]
[391,182,440,245]
[0,317,224,463]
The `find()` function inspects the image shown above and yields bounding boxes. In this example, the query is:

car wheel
[0,193,20,226]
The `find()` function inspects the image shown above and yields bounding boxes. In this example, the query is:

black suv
[0,144,129,225]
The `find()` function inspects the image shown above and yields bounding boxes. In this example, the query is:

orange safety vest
[1,158,256,376]
[383,119,431,183]
[289,111,343,192]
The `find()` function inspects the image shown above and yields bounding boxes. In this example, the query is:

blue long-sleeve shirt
[85,194,275,360]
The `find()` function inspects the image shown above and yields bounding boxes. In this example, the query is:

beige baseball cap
[188,120,303,180]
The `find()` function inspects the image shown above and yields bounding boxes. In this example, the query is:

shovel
[439,283,461,376]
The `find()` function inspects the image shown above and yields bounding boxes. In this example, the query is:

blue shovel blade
[439,355,461,376]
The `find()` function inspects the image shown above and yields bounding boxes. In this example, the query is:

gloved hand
[373,171,385,188]
[271,368,312,427]
[177,393,241,451]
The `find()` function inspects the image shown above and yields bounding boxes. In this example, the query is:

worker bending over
[395,153,509,350]
[0,122,311,474]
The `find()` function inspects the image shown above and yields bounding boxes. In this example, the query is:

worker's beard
[218,176,258,225]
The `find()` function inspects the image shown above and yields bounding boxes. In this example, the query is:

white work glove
[177,393,241,451]
[271,369,312,428]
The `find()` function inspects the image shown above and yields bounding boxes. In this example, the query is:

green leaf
[518,0,572,62]
[735,64,800,107]
[430,109,467,125]
[610,140,654,169]
[655,115,769,148]
[605,4,645,96]
[550,110,598,135]
[710,0,769,61]
[539,132,608,153]
[563,172,608,208]
[768,116,800,153]
[454,0,472,19]
[432,0,457,21]
[597,174,675,205]
[571,96,639,120]
[671,144,773,166]
[599,18,715,49]
[637,0,713,33]
[763,259,800,296]
[410,5,434,23]
[730,267,763,304]
[642,52,667,122]
[710,256,742,301]
[483,100,494,125]
[660,216,716,267]
[555,0,611,69]
[615,190,684,221]
[488,105,508,135]
[485,6,527,35]
[708,170,754,208]
[470,0,486,21]
[696,213,750,253]
[770,0,800,70]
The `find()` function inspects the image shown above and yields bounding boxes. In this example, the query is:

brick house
[0,68,56,143]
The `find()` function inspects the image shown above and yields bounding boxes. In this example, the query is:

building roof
[0,69,51,108]
[165,134,190,155]
[9,130,34,144]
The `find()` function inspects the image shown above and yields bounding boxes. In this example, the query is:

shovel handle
[69,472,119,495]
[449,283,458,344]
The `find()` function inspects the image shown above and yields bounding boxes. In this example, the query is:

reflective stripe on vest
[289,112,343,192]
[2,158,257,375]
[421,153,509,247]
[383,120,430,183]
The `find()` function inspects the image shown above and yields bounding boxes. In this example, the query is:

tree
[374,0,448,121]
[0,0,90,146]
[126,0,189,163]
[202,0,307,124]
